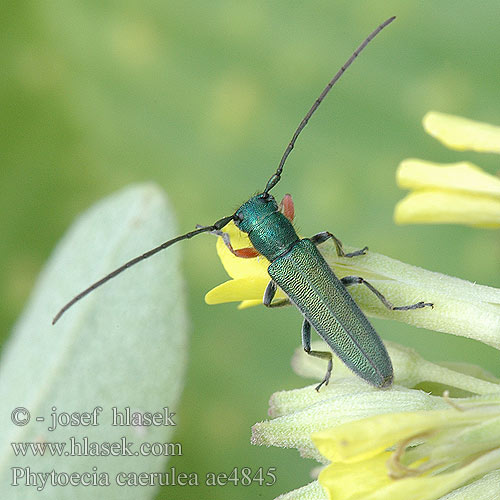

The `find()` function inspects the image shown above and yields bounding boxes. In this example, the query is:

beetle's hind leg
[263,280,290,308]
[311,231,368,258]
[341,276,434,310]
[302,319,333,391]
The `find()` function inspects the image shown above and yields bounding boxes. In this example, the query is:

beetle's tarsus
[302,318,334,391]
[315,357,333,391]
[392,300,434,311]
[341,276,433,312]
[344,246,368,258]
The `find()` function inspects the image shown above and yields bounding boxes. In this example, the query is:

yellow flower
[394,112,500,228]
[313,400,500,500]
[205,221,284,309]
[424,112,500,153]
[252,340,500,500]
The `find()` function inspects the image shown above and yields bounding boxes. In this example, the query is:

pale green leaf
[0,184,187,499]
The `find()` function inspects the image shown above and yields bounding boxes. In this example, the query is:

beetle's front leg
[263,280,290,308]
[341,276,434,310]
[302,319,333,391]
[199,225,260,258]
[311,231,368,258]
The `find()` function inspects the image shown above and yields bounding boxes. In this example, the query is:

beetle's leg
[341,276,434,310]
[230,245,260,258]
[279,193,295,221]
[302,319,333,391]
[263,281,276,306]
[198,225,260,258]
[311,231,368,258]
[263,280,290,308]
[215,229,260,258]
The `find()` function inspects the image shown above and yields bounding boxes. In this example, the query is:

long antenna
[263,16,396,195]
[52,215,233,324]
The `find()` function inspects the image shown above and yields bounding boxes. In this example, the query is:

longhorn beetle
[53,16,433,390]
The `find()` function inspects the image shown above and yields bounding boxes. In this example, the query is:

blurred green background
[1,1,499,498]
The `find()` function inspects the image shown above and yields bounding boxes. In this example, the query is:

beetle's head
[234,193,278,233]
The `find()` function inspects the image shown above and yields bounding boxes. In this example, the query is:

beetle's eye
[235,212,244,222]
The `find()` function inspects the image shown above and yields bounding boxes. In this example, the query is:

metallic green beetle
[230,190,431,390]
[53,16,432,389]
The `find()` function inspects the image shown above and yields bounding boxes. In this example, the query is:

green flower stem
[414,358,500,395]
[292,341,500,396]
[269,380,378,418]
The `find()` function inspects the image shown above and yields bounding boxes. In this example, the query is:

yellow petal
[312,409,482,463]
[397,159,500,198]
[423,112,500,153]
[220,219,251,245]
[363,473,465,500]
[237,299,263,309]
[363,448,500,500]
[394,190,500,228]
[205,277,269,304]
[215,221,270,279]
[318,452,393,500]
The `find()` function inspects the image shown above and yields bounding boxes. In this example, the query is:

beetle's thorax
[234,194,299,262]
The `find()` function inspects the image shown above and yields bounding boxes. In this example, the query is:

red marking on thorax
[279,193,295,221]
